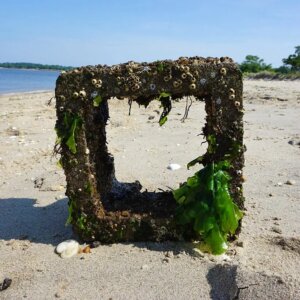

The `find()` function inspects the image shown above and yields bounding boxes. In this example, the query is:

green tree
[239,55,272,73]
[282,46,300,71]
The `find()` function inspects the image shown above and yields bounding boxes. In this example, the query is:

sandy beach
[0,79,300,299]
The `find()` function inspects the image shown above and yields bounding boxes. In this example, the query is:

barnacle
[91,79,97,85]
[235,101,240,107]
[181,73,187,79]
[220,68,227,75]
[164,75,172,82]
[183,66,190,72]
[73,92,79,98]
[229,94,235,100]
[173,81,180,88]
[79,90,87,98]
[178,57,189,65]
[229,88,235,94]
[189,83,196,90]
[149,83,156,91]
[132,84,140,91]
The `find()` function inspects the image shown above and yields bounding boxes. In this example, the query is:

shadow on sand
[0,197,203,256]
[206,264,238,300]
[0,197,73,245]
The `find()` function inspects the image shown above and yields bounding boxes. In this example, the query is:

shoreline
[0,90,53,97]
[0,67,62,72]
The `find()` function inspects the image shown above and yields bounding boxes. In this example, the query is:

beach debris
[34,177,44,189]
[165,251,174,258]
[236,240,244,248]
[55,240,79,258]
[288,139,300,146]
[55,292,62,298]
[78,245,91,254]
[6,126,21,137]
[285,179,296,185]
[167,163,181,171]
[0,278,12,291]
[90,241,101,248]
[162,257,170,263]
[271,226,282,234]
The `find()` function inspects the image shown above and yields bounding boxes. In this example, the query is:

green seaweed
[187,134,216,169]
[55,112,82,154]
[157,62,164,72]
[66,198,76,225]
[158,92,172,126]
[173,161,243,255]
[84,181,94,195]
[207,135,217,154]
[56,158,63,169]
[66,197,91,234]
[187,155,204,169]
[76,215,87,230]
[93,95,103,107]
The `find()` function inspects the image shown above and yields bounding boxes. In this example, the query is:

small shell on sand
[56,240,79,258]
[167,163,181,171]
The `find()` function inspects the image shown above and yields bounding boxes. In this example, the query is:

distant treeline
[0,62,74,71]
[240,45,300,80]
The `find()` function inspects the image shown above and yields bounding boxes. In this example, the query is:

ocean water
[0,68,60,94]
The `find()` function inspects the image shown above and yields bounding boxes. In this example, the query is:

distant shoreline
[0,67,61,72]
[0,62,73,71]
[0,90,53,97]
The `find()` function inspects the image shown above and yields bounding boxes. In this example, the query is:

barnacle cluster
[57,56,239,104]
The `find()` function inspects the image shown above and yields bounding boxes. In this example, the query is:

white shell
[56,240,79,258]
[167,163,181,171]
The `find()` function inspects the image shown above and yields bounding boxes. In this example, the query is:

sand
[0,80,299,299]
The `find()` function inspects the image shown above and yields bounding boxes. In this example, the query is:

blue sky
[0,0,299,67]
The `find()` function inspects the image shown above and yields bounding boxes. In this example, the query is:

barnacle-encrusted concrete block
[55,56,244,242]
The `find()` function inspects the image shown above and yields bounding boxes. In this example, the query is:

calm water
[0,68,60,94]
